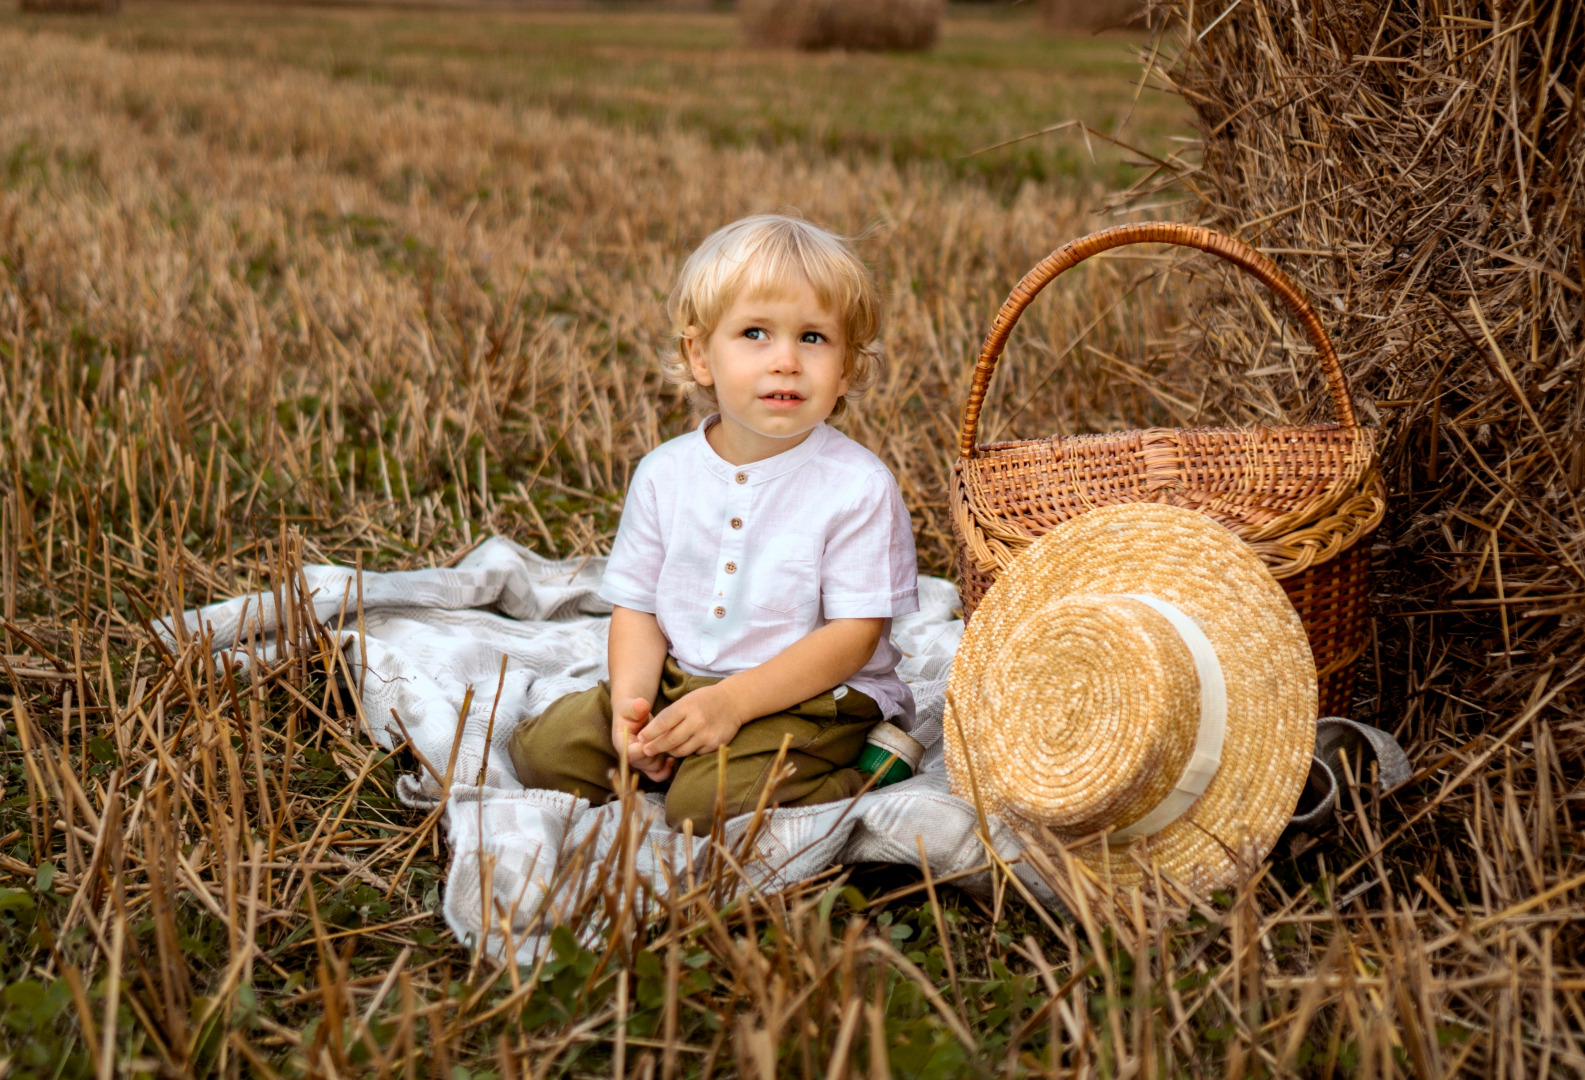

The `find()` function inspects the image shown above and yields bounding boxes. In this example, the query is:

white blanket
[174,537,1049,962]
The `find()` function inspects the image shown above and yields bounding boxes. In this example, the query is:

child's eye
[800,331,826,344]
[744,327,768,341]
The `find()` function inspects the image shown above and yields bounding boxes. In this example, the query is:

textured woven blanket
[173,537,1048,963]
[172,536,1409,963]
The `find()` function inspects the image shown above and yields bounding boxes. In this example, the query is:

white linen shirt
[598,416,920,723]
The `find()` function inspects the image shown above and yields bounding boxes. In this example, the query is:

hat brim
[945,503,1318,895]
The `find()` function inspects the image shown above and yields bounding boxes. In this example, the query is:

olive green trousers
[508,657,880,832]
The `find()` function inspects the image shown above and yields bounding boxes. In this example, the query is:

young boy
[509,214,923,832]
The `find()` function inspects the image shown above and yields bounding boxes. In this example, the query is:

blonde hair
[664,214,883,419]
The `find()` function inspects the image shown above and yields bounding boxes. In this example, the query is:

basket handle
[958,222,1357,458]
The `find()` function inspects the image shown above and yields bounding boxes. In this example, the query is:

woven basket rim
[966,421,1367,452]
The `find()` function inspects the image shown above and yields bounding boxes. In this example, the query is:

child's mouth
[761,392,804,408]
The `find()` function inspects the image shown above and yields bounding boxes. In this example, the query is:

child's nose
[768,341,802,373]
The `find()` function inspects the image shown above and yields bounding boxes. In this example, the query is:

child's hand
[634,685,745,760]
[613,697,675,783]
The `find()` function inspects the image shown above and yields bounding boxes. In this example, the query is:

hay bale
[19,0,119,11]
[1136,0,1584,732]
[741,0,944,51]
[1038,0,1147,34]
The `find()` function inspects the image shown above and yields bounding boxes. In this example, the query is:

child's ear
[684,335,715,387]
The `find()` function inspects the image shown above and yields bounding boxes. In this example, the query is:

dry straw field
[0,1,1581,1078]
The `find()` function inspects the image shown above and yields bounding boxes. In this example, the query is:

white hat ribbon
[1107,594,1227,842]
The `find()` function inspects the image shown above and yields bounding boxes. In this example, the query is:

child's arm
[631,618,884,761]
[608,605,674,782]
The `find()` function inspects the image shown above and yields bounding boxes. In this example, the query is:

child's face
[686,277,850,458]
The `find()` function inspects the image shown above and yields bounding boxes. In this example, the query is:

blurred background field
[10,2,1185,196]
[0,0,1192,589]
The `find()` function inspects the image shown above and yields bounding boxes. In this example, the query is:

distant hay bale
[741,0,944,52]
[1038,0,1147,33]
[19,0,119,11]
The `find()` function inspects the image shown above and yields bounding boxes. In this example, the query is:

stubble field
[2,4,1577,1079]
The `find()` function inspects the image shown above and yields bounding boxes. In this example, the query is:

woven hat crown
[944,503,1318,895]
[976,593,1204,837]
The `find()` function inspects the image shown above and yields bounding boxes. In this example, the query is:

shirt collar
[692,414,833,485]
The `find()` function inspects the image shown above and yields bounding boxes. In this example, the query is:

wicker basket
[951,222,1384,717]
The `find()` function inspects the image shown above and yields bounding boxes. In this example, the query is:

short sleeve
[820,468,919,620]
[598,458,664,613]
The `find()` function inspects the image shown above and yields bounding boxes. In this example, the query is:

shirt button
[713,606,726,618]
[725,561,737,574]
[730,517,743,529]
[735,472,747,484]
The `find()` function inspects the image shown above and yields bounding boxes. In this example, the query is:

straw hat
[943,503,1317,895]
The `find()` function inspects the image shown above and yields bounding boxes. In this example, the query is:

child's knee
[664,756,738,833]
[508,684,616,802]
